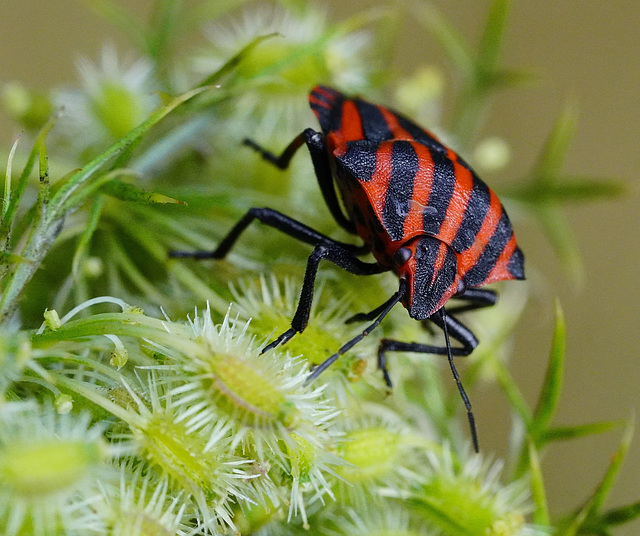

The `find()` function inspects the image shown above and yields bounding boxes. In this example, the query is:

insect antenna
[439,307,479,453]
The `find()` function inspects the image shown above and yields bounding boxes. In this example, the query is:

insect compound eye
[394,247,412,266]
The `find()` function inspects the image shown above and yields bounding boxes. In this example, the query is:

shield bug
[171,86,525,450]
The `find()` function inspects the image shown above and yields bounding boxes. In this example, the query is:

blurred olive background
[1,0,639,531]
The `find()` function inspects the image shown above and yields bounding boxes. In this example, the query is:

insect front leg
[376,309,480,451]
[304,280,407,384]
[169,208,383,352]
[376,310,478,388]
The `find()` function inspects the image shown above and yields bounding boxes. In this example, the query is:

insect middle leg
[169,207,384,349]
[169,207,361,259]
[447,288,497,315]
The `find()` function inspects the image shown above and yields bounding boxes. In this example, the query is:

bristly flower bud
[143,302,343,527]
[0,403,113,536]
[392,446,544,536]
[115,374,253,532]
[97,464,192,536]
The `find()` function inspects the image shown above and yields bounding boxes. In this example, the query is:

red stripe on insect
[458,190,502,276]
[482,233,519,285]
[313,86,336,100]
[309,96,331,109]
[380,107,414,140]
[403,143,434,239]
[367,143,395,215]
[446,148,461,163]
[339,99,365,142]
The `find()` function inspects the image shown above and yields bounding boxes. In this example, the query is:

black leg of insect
[169,207,385,346]
[347,287,495,384]
[304,280,408,383]
[373,308,480,451]
[243,128,357,234]
[170,207,354,259]
[446,288,497,315]
[261,241,387,351]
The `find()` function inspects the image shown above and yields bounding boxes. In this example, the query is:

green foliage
[504,104,628,282]
[0,0,634,535]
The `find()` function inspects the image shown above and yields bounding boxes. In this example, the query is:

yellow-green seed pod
[338,427,402,483]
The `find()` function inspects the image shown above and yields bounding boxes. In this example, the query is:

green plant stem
[51,370,140,424]
[0,87,210,324]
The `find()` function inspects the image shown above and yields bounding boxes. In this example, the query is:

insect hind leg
[244,128,356,234]
[243,131,308,170]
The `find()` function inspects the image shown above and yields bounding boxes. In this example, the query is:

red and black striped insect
[171,85,525,450]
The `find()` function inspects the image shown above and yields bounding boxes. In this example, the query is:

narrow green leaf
[556,510,589,536]
[544,420,622,442]
[3,136,20,219]
[409,1,473,76]
[531,299,565,439]
[528,438,550,526]
[130,114,211,175]
[99,179,186,205]
[477,0,511,72]
[588,419,634,516]
[599,500,640,527]
[57,168,140,213]
[558,420,634,536]
[81,0,146,50]
[31,312,193,349]
[533,102,580,182]
[34,127,51,227]
[0,112,59,243]
[71,196,106,280]
[513,177,629,204]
